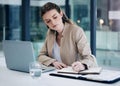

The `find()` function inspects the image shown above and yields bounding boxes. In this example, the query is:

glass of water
[29,61,42,79]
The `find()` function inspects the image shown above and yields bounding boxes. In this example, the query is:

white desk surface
[0,57,120,86]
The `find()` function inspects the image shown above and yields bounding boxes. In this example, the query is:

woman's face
[42,9,64,33]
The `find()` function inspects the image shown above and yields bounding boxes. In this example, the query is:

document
[57,66,102,74]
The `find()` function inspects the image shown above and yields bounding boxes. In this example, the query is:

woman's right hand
[52,61,67,69]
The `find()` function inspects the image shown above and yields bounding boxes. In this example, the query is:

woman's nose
[51,19,56,25]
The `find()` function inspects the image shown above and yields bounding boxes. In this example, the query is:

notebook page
[57,66,102,74]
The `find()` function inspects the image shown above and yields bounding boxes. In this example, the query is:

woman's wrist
[51,60,57,66]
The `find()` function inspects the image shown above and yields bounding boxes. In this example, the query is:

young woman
[38,2,97,72]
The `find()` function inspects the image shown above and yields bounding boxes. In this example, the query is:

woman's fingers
[72,61,85,72]
[53,61,67,69]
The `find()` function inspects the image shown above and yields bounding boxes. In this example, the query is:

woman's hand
[71,61,85,72]
[52,61,67,69]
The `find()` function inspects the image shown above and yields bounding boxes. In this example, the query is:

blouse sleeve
[38,32,56,66]
[75,27,98,68]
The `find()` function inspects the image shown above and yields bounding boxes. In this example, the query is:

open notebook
[57,66,102,74]
[50,68,120,83]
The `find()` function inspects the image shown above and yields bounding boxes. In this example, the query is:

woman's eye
[46,20,50,23]
[53,16,57,19]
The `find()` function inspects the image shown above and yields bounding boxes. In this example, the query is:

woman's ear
[60,11,63,17]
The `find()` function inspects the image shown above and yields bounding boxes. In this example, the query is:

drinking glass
[29,61,42,79]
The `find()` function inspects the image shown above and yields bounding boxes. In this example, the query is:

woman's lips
[53,25,57,28]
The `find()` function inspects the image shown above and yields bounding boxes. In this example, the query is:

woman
[38,2,97,72]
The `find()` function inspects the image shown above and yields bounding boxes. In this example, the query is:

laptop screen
[2,40,55,73]
[2,40,36,72]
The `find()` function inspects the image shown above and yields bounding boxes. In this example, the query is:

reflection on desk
[0,57,120,86]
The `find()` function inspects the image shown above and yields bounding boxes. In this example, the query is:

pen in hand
[71,61,85,72]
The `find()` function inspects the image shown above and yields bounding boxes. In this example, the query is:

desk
[0,57,120,86]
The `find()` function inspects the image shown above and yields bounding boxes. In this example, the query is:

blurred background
[0,0,120,69]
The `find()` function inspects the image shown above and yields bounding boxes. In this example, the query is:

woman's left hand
[71,61,85,72]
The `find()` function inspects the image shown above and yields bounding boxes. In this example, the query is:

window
[96,0,120,68]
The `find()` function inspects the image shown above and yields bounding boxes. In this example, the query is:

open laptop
[2,40,55,73]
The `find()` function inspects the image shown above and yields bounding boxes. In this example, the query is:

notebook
[57,66,102,74]
[2,40,55,73]
[50,69,120,84]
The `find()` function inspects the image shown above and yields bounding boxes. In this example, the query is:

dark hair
[40,2,72,24]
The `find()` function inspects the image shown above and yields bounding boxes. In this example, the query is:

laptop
[2,40,55,73]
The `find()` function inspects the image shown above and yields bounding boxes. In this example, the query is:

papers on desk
[50,68,120,84]
[57,66,102,74]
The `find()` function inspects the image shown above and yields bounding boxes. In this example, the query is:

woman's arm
[75,27,98,69]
